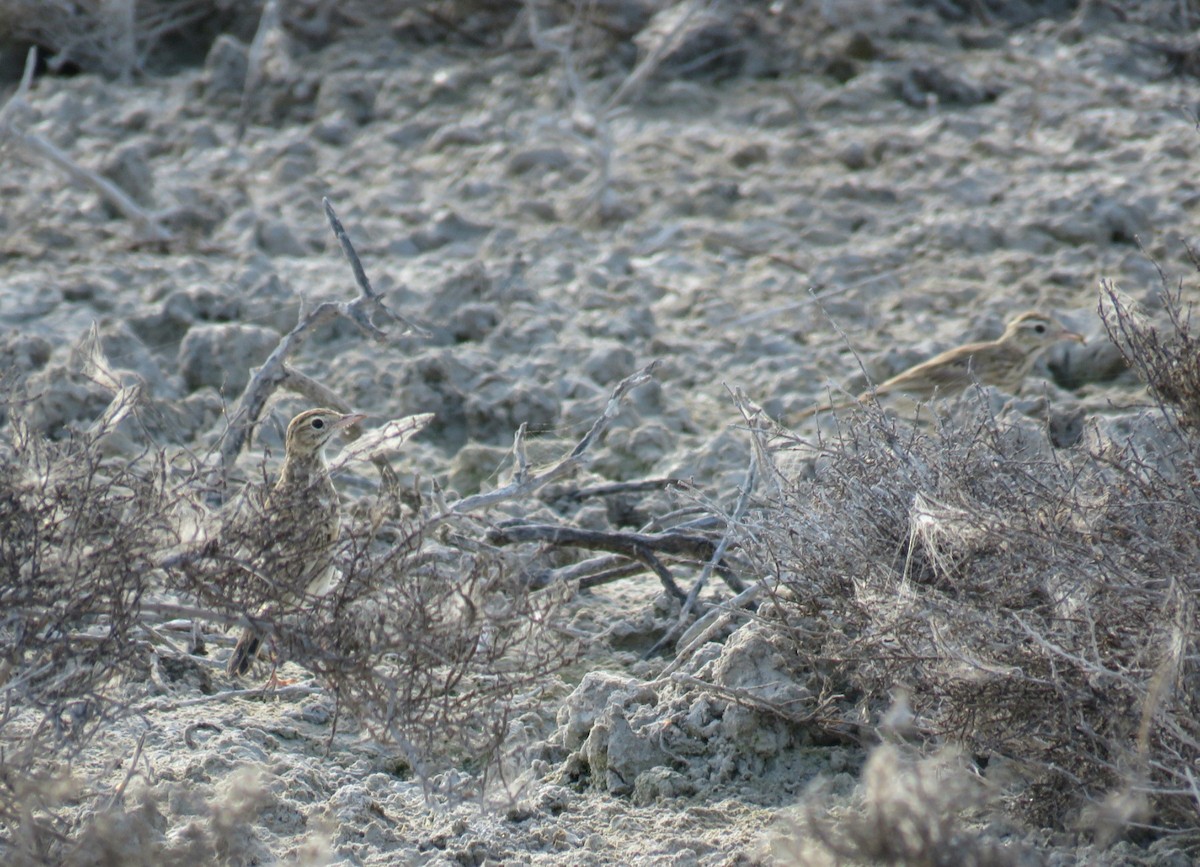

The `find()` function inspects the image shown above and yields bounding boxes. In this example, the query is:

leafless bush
[1100,259,1200,429]
[742,385,1200,834]
[0,405,181,861]
[773,744,1028,867]
[169,504,575,790]
[0,361,579,861]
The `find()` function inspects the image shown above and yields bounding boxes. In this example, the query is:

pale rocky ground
[1,2,1198,864]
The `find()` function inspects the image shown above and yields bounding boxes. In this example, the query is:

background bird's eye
[311,418,325,429]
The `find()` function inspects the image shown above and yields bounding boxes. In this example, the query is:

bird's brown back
[792,311,1080,423]
[260,462,341,598]
[871,340,1030,400]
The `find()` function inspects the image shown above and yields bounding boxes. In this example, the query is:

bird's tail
[227,628,261,677]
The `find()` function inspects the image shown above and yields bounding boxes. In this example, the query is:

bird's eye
[311,418,325,429]
[1034,324,1046,334]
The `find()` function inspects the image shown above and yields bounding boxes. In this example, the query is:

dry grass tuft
[0,406,182,862]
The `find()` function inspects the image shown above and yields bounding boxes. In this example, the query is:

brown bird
[793,311,1084,422]
[227,407,365,678]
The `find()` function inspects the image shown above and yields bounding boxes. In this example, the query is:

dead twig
[237,0,280,143]
[447,361,661,514]
[103,730,147,811]
[144,684,323,713]
[486,521,746,597]
[0,48,170,242]
[644,445,756,658]
[554,477,682,502]
[488,522,686,601]
[211,198,422,494]
[603,0,705,112]
[538,553,642,587]
[658,581,767,678]
[669,672,831,726]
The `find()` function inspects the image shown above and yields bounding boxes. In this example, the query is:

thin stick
[543,553,638,584]
[604,1,704,111]
[237,0,279,143]
[143,683,323,712]
[447,361,659,514]
[104,730,148,810]
[656,582,766,679]
[644,444,756,657]
[0,47,36,131]
[731,387,788,499]
[210,199,416,492]
[512,422,530,485]
[559,478,681,501]
[0,48,170,242]
[324,198,428,337]
[488,523,688,600]
[668,672,830,725]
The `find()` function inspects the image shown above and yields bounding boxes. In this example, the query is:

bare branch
[513,422,530,485]
[327,413,434,475]
[0,49,170,242]
[0,46,37,131]
[487,520,746,599]
[323,197,429,338]
[210,199,423,492]
[644,444,756,657]
[448,361,660,514]
[603,0,705,112]
[658,582,767,679]
[487,522,688,601]
[237,0,280,143]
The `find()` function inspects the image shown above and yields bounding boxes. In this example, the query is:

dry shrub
[748,379,1200,834]
[0,386,574,861]
[0,411,179,862]
[773,744,1027,867]
[1100,261,1200,428]
[171,505,574,788]
[317,529,571,786]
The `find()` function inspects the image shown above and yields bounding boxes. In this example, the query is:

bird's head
[1001,311,1085,353]
[284,408,366,460]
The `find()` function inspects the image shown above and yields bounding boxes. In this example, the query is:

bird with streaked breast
[227,407,365,678]
[792,311,1084,423]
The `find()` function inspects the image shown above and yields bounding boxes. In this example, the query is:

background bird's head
[1001,311,1084,354]
[285,408,366,460]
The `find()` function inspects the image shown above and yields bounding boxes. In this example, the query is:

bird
[793,311,1084,422]
[226,407,365,678]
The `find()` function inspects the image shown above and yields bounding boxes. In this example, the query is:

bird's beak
[1060,328,1086,344]
[333,412,367,431]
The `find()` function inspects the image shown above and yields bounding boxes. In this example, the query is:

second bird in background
[792,310,1084,423]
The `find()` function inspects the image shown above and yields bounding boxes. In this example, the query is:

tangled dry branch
[741,354,1200,831]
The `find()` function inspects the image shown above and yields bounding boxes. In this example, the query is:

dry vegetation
[9,268,1200,860]
[7,1,1200,864]
[773,745,1030,867]
[0,193,585,862]
[742,275,1200,843]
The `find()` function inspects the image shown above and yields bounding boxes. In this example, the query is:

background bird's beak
[333,412,367,431]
